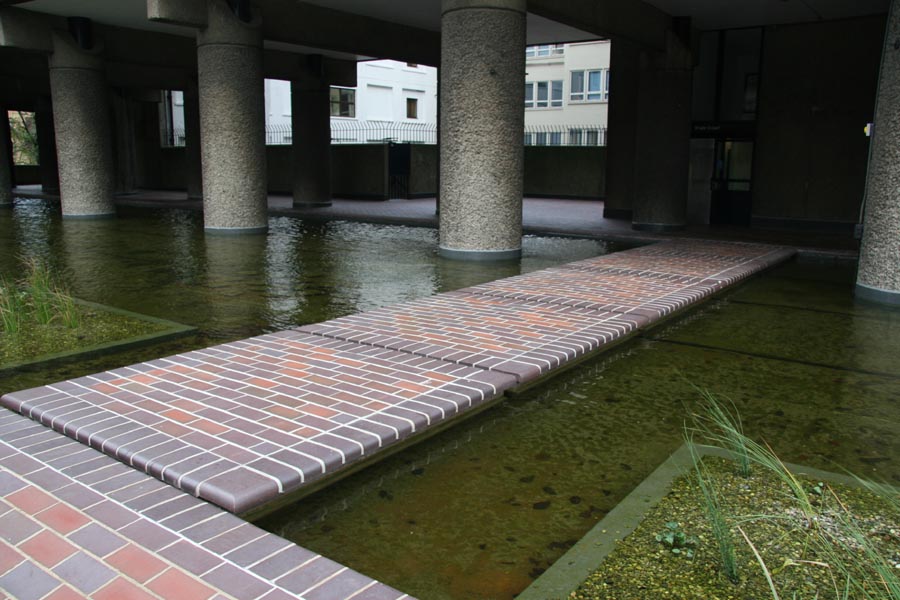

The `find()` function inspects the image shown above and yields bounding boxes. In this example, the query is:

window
[569,129,582,146]
[570,69,610,102]
[569,128,602,146]
[525,44,565,58]
[330,87,356,118]
[548,132,562,146]
[406,98,418,119]
[524,80,563,108]
[524,133,533,146]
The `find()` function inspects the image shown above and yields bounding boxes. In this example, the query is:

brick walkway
[0,238,794,599]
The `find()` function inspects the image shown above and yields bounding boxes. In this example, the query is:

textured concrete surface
[49,32,116,218]
[184,83,203,201]
[197,0,267,232]
[439,0,526,257]
[291,75,332,207]
[632,31,692,231]
[857,0,900,304]
[604,39,641,219]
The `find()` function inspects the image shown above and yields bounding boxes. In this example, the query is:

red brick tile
[19,531,77,568]
[147,568,217,600]
[0,540,24,575]
[94,577,157,600]
[107,544,168,583]
[6,486,57,515]
[35,504,89,535]
[192,420,228,435]
[161,410,196,424]
[44,586,85,600]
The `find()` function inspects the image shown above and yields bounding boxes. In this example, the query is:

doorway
[710,139,753,226]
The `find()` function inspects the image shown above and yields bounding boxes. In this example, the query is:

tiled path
[0,239,794,599]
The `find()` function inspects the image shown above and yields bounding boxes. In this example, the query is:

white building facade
[523,40,610,146]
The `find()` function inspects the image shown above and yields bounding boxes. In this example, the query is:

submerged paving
[0,238,795,598]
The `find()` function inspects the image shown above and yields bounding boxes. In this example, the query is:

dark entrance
[388,142,411,199]
[710,138,753,226]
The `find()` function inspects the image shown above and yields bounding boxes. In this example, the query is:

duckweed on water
[572,456,900,600]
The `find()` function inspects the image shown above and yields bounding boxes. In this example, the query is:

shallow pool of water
[256,260,900,600]
[3,199,897,600]
[0,199,611,392]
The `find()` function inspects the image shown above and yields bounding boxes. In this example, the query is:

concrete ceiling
[642,0,890,30]
[13,0,892,48]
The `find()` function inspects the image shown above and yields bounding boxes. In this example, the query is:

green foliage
[0,257,80,334]
[655,521,699,558]
[688,438,740,584]
[0,278,24,334]
[8,110,38,166]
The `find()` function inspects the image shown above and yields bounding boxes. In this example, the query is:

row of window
[525,44,565,58]
[330,88,419,120]
[524,129,606,146]
[525,69,610,109]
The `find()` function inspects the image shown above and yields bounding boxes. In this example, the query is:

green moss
[0,303,170,366]
[573,457,899,600]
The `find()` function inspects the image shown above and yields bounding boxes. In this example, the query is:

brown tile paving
[0,413,411,600]
[2,332,514,515]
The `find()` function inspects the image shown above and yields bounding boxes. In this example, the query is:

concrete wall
[524,146,605,198]
[331,144,388,199]
[752,16,884,228]
[409,144,437,197]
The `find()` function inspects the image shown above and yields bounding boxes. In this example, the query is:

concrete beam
[0,6,53,52]
[264,50,357,87]
[150,0,441,65]
[527,0,670,50]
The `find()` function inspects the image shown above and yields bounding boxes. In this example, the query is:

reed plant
[688,437,740,583]
[54,289,79,329]
[690,391,900,600]
[0,278,24,334]
[23,256,56,325]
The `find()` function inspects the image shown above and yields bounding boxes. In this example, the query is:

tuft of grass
[688,436,740,584]
[693,389,900,600]
[23,256,56,325]
[54,289,79,329]
[0,278,25,334]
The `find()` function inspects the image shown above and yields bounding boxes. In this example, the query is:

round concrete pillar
[0,109,11,207]
[291,76,332,207]
[35,97,60,195]
[196,0,267,233]
[857,0,900,305]
[438,0,526,260]
[49,31,116,219]
[631,33,692,232]
[184,83,203,200]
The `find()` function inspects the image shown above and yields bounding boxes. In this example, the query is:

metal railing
[161,122,607,148]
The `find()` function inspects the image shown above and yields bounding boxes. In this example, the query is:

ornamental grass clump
[0,257,80,335]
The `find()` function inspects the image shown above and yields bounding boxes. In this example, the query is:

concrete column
[112,91,138,194]
[291,65,332,207]
[196,0,267,233]
[0,107,11,206]
[439,0,526,260]
[49,31,116,218]
[857,0,900,305]
[184,82,203,200]
[35,97,59,194]
[604,39,641,220]
[631,30,693,232]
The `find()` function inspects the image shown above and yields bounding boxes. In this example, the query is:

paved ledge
[0,410,409,600]
[1,240,794,520]
[2,333,513,516]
